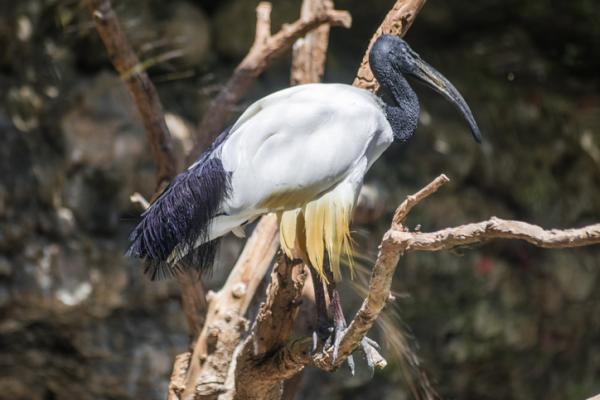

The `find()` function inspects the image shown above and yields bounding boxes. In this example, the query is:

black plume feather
[127,129,232,279]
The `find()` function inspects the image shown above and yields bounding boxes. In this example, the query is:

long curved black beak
[410,58,482,143]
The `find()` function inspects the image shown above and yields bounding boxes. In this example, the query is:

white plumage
[172,84,394,278]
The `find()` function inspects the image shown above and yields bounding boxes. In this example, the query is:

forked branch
[188,1,352,162]
[311,175,600,370]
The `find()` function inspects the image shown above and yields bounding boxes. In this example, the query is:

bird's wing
[217,84,387,216]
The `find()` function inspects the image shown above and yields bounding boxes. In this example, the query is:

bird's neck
[378,73,419,142]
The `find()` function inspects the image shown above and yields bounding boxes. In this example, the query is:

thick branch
[251,257,308,355]
[228,257,309,400]
[188,2,351,163]
[86,0,206,340]
[180,215,280,400]
[168,352,192,400]
[353,0,427,92]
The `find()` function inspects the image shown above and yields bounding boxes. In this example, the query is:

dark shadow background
[0,0,599,399]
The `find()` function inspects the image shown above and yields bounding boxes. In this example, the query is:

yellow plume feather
[278,185,355,283]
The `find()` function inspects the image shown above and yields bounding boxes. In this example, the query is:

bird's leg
[324,269,356,374]
[309,265,331,351]
[324,269,381,372]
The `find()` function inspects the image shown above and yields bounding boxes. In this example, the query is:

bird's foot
[330,325,356,375]
[328,326,382,374]
[310,323,332,354]
[309,318,357,374]
[359,336,384,370]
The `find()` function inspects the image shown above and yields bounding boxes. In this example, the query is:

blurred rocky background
[0,0,599,399]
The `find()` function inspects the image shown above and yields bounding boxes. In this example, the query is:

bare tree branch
[311,175,600,370]
[84,0,176,190]
[312,174,450,370]
[168,352,192,400]
[391,218,600,252]
[290,0,334,85]
[85,0,207,340]
[227,257,310,400]
[392,174,450,227]
[188,1,352,163]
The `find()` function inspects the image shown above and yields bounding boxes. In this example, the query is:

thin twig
[188,1,351,163]
[391,218,600,251]
[392,174,450,227]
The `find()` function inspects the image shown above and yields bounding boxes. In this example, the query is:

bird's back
[220,84,391,214]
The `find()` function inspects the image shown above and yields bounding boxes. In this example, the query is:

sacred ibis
[127,35,481,361]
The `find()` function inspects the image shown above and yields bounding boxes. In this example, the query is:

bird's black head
[370,35,482,143]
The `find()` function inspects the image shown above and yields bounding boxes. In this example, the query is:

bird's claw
[362,336,381,351]
[360,337,379,371]
[331,330,381,374]
[323,324,356,375]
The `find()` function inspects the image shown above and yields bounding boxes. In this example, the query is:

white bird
[127,35,481,361]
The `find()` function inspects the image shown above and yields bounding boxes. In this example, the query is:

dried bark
[228,257,311,400]
[188,2,352,163]
[85,0,206,340]
[179,215,280,400]
[390,218,600,251]
[290,0,334,85]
